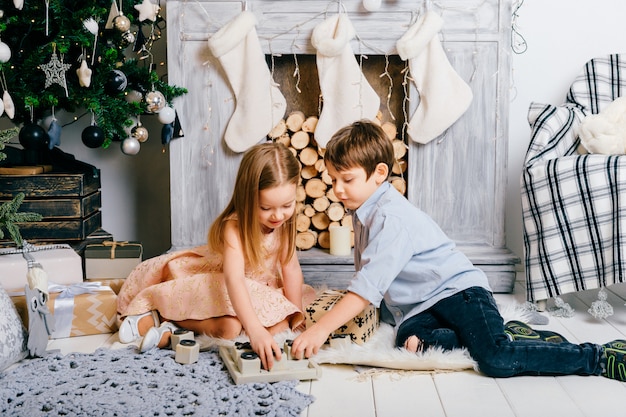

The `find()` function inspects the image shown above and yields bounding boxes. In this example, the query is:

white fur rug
[197,302,540,373]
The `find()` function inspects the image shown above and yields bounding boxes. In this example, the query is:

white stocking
[396,11,473,144]
[311,14,380,148]
[207,11,286,153]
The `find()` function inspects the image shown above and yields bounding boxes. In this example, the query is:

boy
[291,120,626,380]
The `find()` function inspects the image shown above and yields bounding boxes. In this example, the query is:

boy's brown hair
[324,120,395,180]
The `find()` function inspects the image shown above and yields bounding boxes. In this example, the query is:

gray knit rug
[0,346,315,416]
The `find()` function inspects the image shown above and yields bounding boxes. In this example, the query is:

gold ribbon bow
[102,241,129,259]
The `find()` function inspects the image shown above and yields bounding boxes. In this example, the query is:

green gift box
[84,241,143,279]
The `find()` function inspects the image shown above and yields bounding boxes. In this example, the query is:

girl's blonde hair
[208,142,300,269]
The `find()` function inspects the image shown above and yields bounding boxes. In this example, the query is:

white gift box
[0,244,83,292]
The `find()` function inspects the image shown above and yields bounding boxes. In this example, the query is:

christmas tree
[0,0,186,155]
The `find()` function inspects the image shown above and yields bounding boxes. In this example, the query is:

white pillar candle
[329,226,351,256]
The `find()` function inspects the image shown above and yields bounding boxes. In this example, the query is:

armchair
[521,54,626,312]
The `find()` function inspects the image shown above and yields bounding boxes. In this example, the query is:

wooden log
[327,202,345,222]
[321,169,333,186]
[314,158,325,173]
[290,131,310,150]
[392,159,407,175]
[302,116,318,133]
[268,119,287,139]
[341,214,352,229]
[275,132,291,147]
[296,230,317,250]
[304,178,326,199]
[312,196,330,212]
[302,204,316,217]
[301,165,318,180]
[296,213,311,232]
[327,188,339,203]
[311,212,330,230]
[382,121,397,140]
[286,111,306,132]
[299,147,319,166]
[296,184,306,202]
[390,176,407,195]
[392,139,407,160]
[317,230,331,249]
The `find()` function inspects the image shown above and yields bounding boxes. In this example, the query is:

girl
[117,142,316,370]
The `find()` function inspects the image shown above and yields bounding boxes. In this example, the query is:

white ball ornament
[121,137,141,155]
[0,41,11,63]
[158,106,176,124]
[363,0,382,11]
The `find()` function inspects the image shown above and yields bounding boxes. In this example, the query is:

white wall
[506,0,626,265]
[4,0,626,263]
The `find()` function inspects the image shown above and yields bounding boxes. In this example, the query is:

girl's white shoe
[139,322,179,353]
[118,310,160,344]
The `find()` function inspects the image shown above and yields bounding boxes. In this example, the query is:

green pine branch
[0,192,43,247]
[0,127,19,162]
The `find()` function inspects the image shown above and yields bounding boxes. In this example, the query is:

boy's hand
[291,326,331,359]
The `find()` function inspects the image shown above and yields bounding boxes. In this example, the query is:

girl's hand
[248,327,281,371]
[290,326,330,360]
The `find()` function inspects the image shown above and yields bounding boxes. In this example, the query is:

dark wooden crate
[6,190,102,219]
[0,171,100,199]
[16,210,102,241]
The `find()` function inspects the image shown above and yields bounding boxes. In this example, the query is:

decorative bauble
[113,14,131,32]
[125,89,143,103]
[105,69,128,94]
[158,106,176,124]
[121,31,135,45]
[19,123,48,150]
[362,0,382,11]
[0,41,11,63]
[131,124,149,142]
[145,90,166,113]
[121,137,141,155]
[81,125,106,148]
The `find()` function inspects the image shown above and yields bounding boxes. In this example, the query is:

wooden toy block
[219,340,322,385]
[170,328,194,350]
[175,340,199,364]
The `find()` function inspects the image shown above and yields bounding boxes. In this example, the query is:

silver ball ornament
[0,41,11,63]
[145,90,166,113]
[158,106,176,124]
[113,14,131,32]
[131,124,149,143]
[125,90,143,103]
[121,137,141,155]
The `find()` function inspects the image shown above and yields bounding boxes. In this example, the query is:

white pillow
[0,286,28,371]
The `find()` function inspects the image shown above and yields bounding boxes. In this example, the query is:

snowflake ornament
[40,48,71,96]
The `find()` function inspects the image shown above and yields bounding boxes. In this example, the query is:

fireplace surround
[166,0,519,292]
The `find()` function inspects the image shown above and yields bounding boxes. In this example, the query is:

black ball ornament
[81,125,106,148]
[105,70,128,94]
[19,123,48,150]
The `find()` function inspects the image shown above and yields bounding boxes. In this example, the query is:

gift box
[305,290,379,345]
[11,282,118,338]
[84,241,143,279]
[0,244,83,292]
[85,278,126,294]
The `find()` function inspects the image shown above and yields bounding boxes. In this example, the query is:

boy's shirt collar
[353,181,391,223]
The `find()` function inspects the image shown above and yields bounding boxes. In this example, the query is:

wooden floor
[45,273,626,417]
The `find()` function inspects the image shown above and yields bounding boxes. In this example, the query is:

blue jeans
[395,286,602,378]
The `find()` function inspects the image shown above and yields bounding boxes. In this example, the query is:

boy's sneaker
[504,320,568,343]
[600,340,626,381]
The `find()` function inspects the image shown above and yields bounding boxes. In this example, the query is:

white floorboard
[18,274,626,416]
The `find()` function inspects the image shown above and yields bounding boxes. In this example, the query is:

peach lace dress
[117,230,316,329]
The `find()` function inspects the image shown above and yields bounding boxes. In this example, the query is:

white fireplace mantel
[166,0,519,292]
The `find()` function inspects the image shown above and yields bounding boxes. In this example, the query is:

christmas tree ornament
[3,91,14,119]
[125,89,143,103]
[161,122,173,145]
[121,30,136,46]
[0,95,4,117]
[76,60,92,88]
[145,90,166,113]
[121,137,140,155]
[83,18,99,65]
[13,0,24,11]
[40,45,71,97]
[207,11,286,153]
[131,122,149,142]
[113,14,131,32]
[396,11,473,144]
[172,111,185,138]
[134,0,160,22]
[105,69,128,94]
[158,106,176,124]
[311,13,380,148]
[47,119,62,149]
[81,125,106,148]
[0,41,11,63]
[19,123,48,150]
[362,0,382,11]
[105,0,121,29]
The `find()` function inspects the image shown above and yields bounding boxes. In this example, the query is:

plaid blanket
[521,54,626,302]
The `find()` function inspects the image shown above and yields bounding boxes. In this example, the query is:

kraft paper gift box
[305,289,379,345]
[85,278,126,294]
[10,282,118,338]
[0,244,83,292]
[84,241,143,279]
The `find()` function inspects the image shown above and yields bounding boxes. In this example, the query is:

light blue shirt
[346,182,491,328]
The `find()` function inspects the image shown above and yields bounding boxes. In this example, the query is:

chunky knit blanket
[0,346,314,417]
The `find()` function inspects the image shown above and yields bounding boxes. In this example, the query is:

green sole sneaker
[504,320,568,343]
[602,340,626,381]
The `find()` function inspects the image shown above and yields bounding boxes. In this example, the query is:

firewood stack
[269,111,408,251]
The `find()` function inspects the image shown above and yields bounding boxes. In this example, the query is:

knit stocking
[207,11,286,153]
[311,14,380,148]
[396,11,473,144]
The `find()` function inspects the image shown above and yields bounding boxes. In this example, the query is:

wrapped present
[85,278,125,295]
[0,243,83,292]
[305,290,379,345]
[84,241,143,279]
[11,282,118,338]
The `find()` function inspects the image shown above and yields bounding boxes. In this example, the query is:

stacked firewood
[269,111,408,250]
